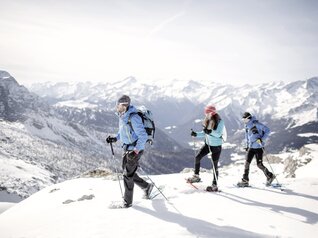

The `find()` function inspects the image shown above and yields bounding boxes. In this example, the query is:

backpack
[128,106,155,144]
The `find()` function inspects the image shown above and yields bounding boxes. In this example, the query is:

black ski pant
[122,150,149,205]
[194,143,222,185]
[243,148,273,181]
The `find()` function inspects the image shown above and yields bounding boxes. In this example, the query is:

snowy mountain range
[0,69,317,202]
[29,75,318,153]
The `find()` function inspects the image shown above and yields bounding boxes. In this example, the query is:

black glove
[203,128,212,134]
[127,150,138,160]
[245,147,249,151]
[191,131,197,137]
[106,136,117,144]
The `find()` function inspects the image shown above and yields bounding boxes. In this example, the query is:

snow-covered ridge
[28,76,318,128]
[0,147,317,238]
[26,73,318,158]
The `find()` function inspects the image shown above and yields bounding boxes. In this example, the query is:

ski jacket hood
[116,105,148,151]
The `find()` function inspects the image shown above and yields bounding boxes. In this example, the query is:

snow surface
[0,154,317,238]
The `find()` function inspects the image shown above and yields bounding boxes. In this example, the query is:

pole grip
[110,141,115,155]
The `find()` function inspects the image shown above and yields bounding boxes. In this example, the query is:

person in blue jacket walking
[187,105,224,192]
[106,95,153,208]
[237,112,275,187]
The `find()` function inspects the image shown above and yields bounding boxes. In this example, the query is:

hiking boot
[237,179,249,187]
[206,184,218,192]
[266,175,276,186]
[186,174,201,183]
[121,201,132,208]
[143,183,154,199]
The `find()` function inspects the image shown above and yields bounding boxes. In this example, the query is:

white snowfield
[0,153,317,238]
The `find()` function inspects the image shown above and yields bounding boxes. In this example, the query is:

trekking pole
[261,146,281,186]
[139,166,169,202]
[109,141,124,198]
[191,128,197,157]
[205,134,219,186]
[139,166,182,214]
[191,126,199,177]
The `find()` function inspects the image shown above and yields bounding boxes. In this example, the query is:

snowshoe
[108,201,132,209]
[237,179,249,187]
[143,183,154,199]
[186,174,201,183]
[266,175,276,186]
[206,185,218,192]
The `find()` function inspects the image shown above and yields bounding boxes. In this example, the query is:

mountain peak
[0,70,12,79]
[0,70,50,121]
[306,77,318,91]
[0,70,19,86]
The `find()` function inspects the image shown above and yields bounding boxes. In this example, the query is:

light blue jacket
[116,105,148,151]
[245,116,270,149]
[196,119,224,146]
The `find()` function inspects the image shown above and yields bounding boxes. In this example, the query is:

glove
[106,136,117,144]
[244,147,249,151]
[191,131,197,137]
[127,150,138,160]
[203,128,212,134]
[256,138,262,144]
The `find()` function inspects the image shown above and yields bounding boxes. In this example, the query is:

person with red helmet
[187,105,225,192]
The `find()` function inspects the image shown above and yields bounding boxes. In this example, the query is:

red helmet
[204,105,216,116]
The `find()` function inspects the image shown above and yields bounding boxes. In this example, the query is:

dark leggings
[195,143,222,185]
[243,148,273,181]
[122,151,148,205]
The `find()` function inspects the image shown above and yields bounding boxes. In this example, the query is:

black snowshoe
[206,185,218,192]
[266,175,276,186]
[237,179,249,187]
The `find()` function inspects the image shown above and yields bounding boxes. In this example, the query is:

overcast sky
[0,0,317,86]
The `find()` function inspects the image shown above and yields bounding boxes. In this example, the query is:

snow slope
[0,150,317,238]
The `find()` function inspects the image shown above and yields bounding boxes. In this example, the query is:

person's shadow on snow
[219,191,318,224]
[133,199,268,238]
[251,186,318,202]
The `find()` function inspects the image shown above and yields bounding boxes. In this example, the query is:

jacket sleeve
[130,114,148,151]
[259,123,270,141]
[245,126,249,147]
[196,131,205,138]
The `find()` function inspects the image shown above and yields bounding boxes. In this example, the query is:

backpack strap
[127,112,138,134]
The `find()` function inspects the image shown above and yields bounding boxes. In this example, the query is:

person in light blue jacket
[187,105,224,192]
[237,112,275,187]
[106,95,153,208]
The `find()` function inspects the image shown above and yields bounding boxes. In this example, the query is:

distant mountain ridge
[29,76,318,153]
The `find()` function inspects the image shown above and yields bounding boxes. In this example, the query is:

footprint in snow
[49,188,60,193]
[63,199,75,204]
[77,194,95,201]
[62,194,95,205]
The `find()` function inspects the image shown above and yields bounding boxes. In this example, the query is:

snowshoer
[237,112,275,187]
[188,105,224,192]
[106,95,154,208]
